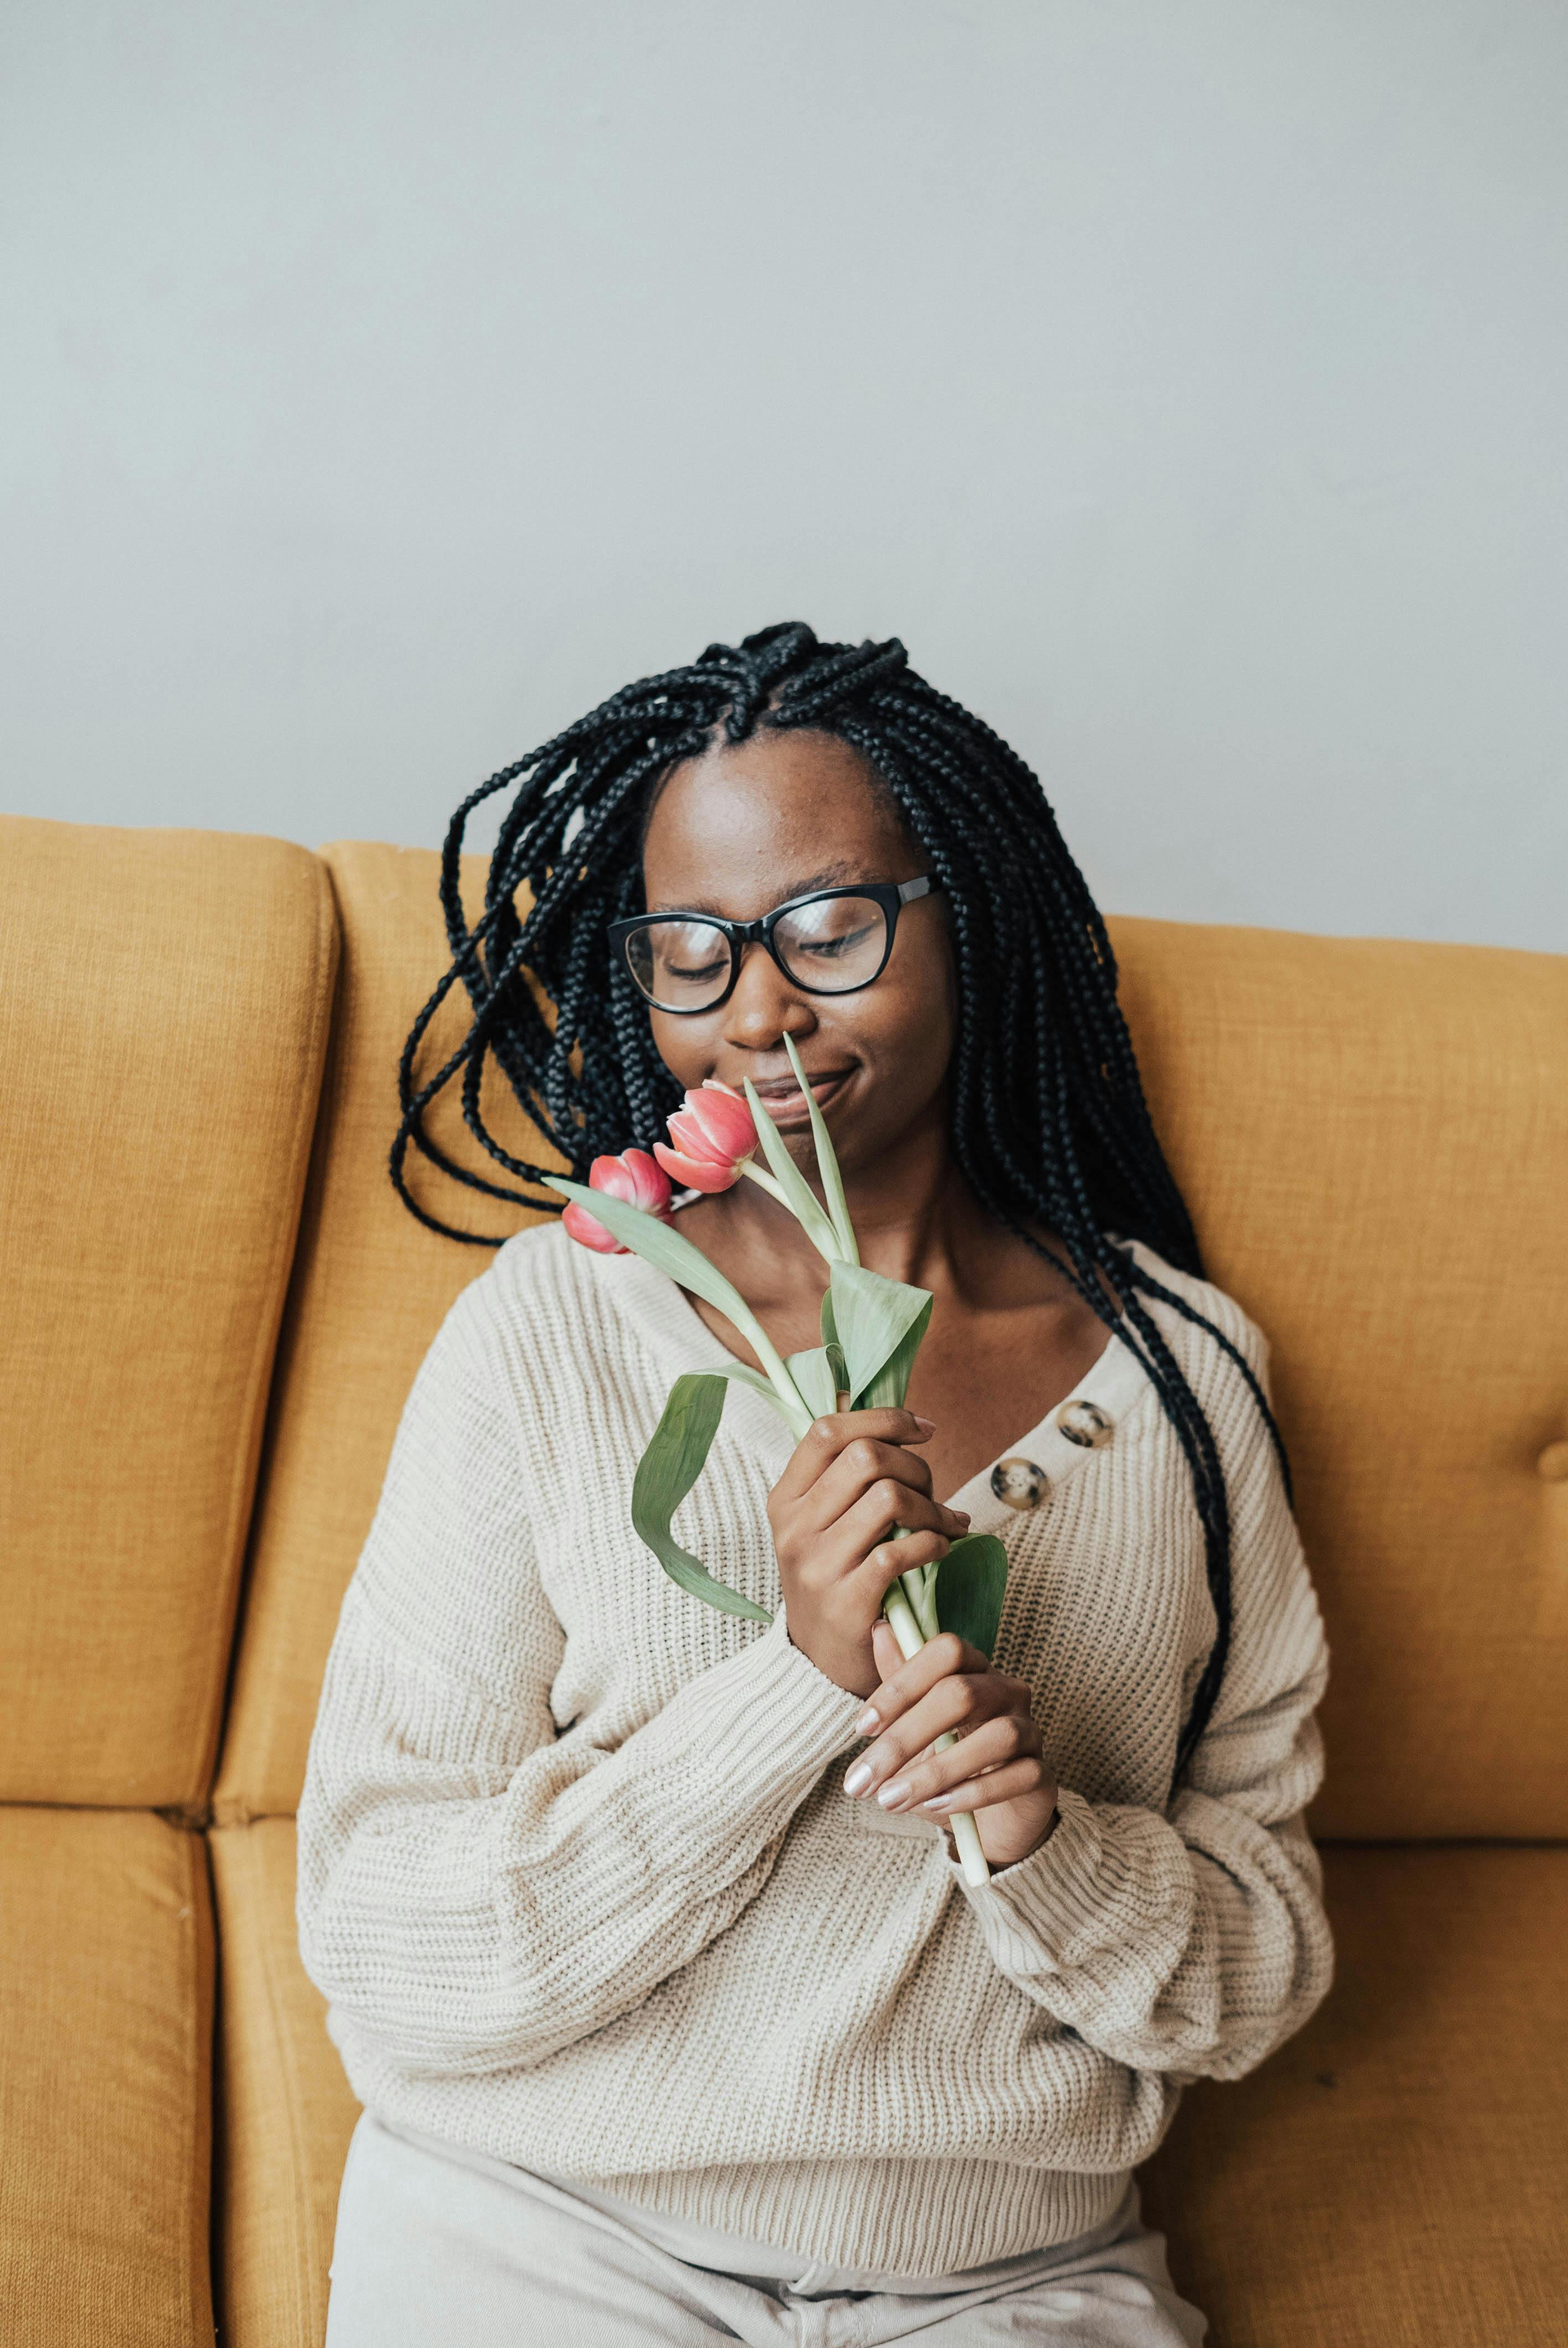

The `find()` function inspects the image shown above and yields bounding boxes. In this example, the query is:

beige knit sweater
[297,1220,1332,2276]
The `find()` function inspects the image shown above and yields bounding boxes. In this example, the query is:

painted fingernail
[853,1705,879,1737]
[843,1760,873,1797]
[876,1779,911,1810]
[912,1415,936,1435]
[920,1794,951,1812]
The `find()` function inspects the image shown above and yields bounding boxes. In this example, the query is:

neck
[706,1089,1000,1305]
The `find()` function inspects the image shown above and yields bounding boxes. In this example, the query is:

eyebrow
[646,861,863,917]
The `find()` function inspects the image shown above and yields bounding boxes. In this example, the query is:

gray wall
[4,2,1565,950]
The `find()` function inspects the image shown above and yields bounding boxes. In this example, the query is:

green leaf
[858,1295,932,1410]
[829,1260,934,1408]
[741,1080,844,1263]
[545,1178,809,1434]
[932,1533,1010,1660]
[815,1294,852,1403]
[782,1032,859,1264]
[631,1374,773,1623]
[713,1360,793,1417]
[785,1347,838,1421]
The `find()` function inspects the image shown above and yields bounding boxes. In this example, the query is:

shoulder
[409,1217,668,1432]
[1119,1238,1272,1391]
[1114,1238,1285,1487]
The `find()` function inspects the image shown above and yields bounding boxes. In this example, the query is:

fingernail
[876,1779,911,1810]
[843,1760,873,1797]
[912,1415,936,1435]
[853,1705,879,1737]
[920,1794,951,1811]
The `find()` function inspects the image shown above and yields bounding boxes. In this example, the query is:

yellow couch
[2,813,1565,2347]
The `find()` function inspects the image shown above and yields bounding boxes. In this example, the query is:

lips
[749,1067,853,1122]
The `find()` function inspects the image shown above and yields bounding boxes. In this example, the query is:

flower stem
[880,1585,991,1888]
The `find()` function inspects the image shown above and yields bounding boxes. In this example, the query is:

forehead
[641,729,915,916]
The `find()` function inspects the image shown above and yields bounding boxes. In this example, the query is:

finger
[771,1410,935,1508]
[868,1716,1043,1812]
[835,1479,968,1564]
[791,1437,942,1543]
[847,1527,950,1610]
[853,1631,995,1734]
[869,1618,904,1686]
[917,1758,1053,1817]
[850,1675,1022,1795]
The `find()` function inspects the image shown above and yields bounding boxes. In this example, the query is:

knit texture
[296,1221,1332,2276]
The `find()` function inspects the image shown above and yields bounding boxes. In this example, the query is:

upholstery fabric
[1113,919,1568,1839]
[0,1805,215,2347]
[214,1829,1566,2348]
[1142,1841,1568,2346]
[210,1820,360,2348]
[212,844,558,1821]
[0,817,337,1807]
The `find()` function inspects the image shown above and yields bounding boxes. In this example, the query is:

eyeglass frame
[608,876,944,1015]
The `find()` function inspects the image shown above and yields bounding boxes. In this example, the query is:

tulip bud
[561,1148,674,1253]
[652,1080,759,1195]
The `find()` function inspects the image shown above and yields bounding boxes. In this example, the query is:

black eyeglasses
[609,876,943,1015]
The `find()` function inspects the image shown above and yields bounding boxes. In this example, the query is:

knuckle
[930,1631,966,1672]
[847,1439,877,1475]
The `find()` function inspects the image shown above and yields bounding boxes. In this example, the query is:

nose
[722,940,815,1054]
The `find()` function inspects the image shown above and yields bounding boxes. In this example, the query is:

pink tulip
[561,1149,674,1253]
[652,1080,759,1194]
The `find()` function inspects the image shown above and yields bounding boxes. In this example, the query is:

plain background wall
[3,0,1564,950]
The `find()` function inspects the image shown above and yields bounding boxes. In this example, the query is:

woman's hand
[767,1409,972,1698]
[843,1620,1060,1872]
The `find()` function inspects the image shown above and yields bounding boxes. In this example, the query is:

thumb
[870,1616,904,1683]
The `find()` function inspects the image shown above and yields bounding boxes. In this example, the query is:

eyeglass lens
[625,894,889,1011]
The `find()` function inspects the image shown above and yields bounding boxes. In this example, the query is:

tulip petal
[561,1200,626,1253]
[620,1148,674,1213]
[653,1142,738,1193]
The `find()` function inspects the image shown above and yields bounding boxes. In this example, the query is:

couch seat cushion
[1143,1842,1567,2345]
[210,1820,360,2348]
[0,1805,215,2346]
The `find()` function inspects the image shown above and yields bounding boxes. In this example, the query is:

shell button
[1057,1400,1114,1449]
[991,1458,1051,1511]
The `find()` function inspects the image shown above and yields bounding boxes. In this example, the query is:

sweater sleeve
[949,1322,1334,2086]
[296,1295,863,2079]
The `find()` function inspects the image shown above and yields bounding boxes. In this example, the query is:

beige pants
[326,2111,1208,2346]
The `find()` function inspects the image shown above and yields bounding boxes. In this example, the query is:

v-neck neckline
[577,1238,1157,1516]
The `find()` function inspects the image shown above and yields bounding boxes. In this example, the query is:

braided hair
[393,621,1290,1786]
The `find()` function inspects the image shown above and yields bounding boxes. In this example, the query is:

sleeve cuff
[945,1786,1108,1975]
[648,1600,865,1824]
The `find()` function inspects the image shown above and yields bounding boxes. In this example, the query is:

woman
[300,624,1332,2344]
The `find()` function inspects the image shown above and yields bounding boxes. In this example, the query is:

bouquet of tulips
[546,1034,1008,1886]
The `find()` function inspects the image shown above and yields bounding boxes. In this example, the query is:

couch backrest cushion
[212,843,559,1821]
[218,853,1568,1839]
[0,818,335,1808]
[1116,919,1568,1839]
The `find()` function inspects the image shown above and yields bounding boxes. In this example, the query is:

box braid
[393,621,1291,1788]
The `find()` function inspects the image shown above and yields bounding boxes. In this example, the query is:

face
[637,728,956,1176]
